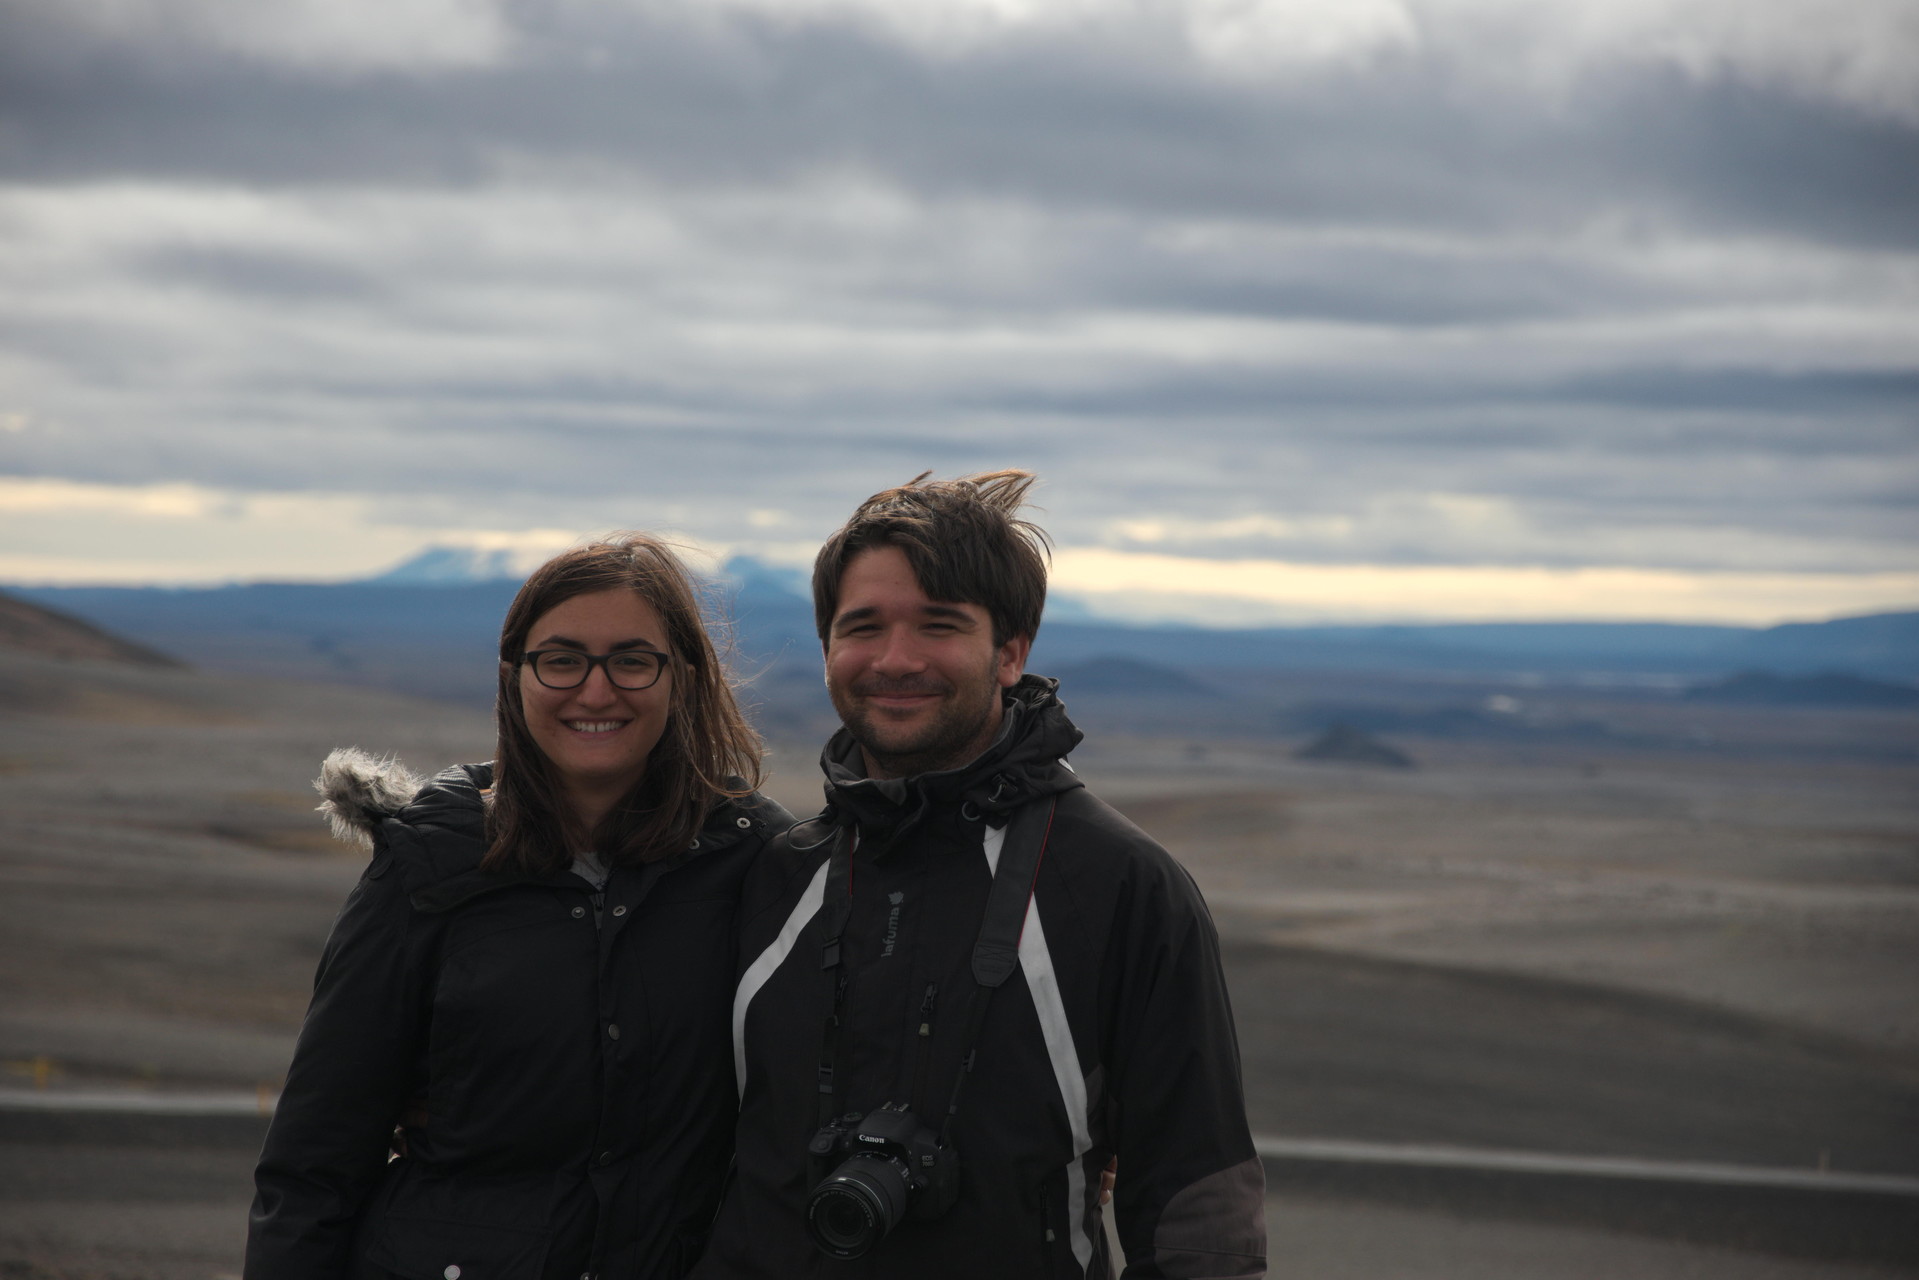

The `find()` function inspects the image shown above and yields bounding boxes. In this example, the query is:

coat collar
[318,756,778,913]
[817,673,1084,844]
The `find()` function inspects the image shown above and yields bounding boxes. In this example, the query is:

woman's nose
[573,664,619,703]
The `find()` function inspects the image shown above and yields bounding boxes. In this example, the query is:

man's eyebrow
[831,603,978,629]
[920,603,974,622]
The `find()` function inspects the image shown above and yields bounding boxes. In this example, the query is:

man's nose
[869,627,925,674]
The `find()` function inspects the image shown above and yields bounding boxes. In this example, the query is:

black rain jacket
[247,756,794,1280]
[695,676,1265,1280]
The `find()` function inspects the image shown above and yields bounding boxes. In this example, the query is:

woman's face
[517,587,676,808]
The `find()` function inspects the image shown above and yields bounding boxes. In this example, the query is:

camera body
[804,1103,960,1258]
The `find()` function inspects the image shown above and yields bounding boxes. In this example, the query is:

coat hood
[314,747,429,851]
[315,747,786,895]
[315,747,492,852]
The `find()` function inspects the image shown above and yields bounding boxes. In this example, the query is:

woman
[247,534,794,1280]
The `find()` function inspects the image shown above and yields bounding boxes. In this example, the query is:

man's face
[824,545,1031,780]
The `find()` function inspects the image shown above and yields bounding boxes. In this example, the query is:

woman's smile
[565,718,630,734]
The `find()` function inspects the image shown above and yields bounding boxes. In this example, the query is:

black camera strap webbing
[969,797,1057,990]
[815,825,856,1129]
[940,797,1058,1145]
[813,798,1059,1140]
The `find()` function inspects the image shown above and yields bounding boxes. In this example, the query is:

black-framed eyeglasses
[523,648,671,691]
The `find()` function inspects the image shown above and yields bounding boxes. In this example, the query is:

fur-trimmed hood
[313,747,428,850]
[313,748,792,873]
[312,751,500,903]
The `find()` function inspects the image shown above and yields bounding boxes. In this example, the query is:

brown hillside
[0,589,184,667]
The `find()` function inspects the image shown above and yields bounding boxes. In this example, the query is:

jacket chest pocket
[429,899,596,1072]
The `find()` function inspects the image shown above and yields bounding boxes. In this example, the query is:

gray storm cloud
[0,0,1913,585]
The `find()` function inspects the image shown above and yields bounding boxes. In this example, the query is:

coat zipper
[910,982,939,1112]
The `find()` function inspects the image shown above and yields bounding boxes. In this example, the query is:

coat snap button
[444,1267,461,1280]
[611,905,627,917]
[571,906,585,918]
[607,1023,620,1040]
[736,816,751,828]
[689,839,700,849]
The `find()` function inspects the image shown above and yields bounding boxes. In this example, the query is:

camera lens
[805,1153,913,1258]
[809,1184,880,1255]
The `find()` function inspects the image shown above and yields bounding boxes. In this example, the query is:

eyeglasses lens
[529,652,664,690]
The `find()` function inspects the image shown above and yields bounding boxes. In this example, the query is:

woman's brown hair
[484,533,762,874]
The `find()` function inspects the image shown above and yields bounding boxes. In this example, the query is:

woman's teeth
[567,720,625,734]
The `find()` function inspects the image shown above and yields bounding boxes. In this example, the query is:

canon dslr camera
[805,1103,960,1257]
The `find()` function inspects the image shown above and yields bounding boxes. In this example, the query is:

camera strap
[811,799,1059,1135]
[815,825,857,1128]
[940,796,1057,1144]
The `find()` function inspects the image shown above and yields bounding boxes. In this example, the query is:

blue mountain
[364,545,527,584]
[11,554,1917,715]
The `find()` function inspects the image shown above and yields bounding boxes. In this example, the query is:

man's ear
[995,634,1033,689]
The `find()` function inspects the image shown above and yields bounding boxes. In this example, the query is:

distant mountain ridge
[1684,671,1919,709]
[11,555,1918,714]
[0,589,183,668]
[365,545,529,584]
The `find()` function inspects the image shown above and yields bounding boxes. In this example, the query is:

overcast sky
[2,0,1914,624]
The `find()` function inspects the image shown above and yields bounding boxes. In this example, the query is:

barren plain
[2,646,1916,1277]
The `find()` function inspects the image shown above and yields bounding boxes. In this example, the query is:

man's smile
[853,679,951,707]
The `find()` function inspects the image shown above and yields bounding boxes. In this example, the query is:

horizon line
[5,573,1913,634]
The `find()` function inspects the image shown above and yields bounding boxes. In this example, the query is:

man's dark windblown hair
[812,470,1053,648]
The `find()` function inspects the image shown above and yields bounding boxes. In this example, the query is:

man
[697,471,1265,1279]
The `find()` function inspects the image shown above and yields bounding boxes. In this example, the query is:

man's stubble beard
[830,659,1005,779]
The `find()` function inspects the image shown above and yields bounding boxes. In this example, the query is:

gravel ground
[3,649,1916,1275]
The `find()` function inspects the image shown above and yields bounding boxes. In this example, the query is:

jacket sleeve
[1107,855,1266,1280]
[245,826,432,1279]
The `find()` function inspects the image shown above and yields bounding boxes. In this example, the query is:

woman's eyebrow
[531,634,665,652]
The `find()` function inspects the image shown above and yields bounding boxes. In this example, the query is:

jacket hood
[819,673,1084,840]
[314,747,431,850]
[316,747,786,906]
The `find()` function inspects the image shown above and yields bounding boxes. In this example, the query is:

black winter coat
[247,754,794,1280]
[695,677,1265,1280]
